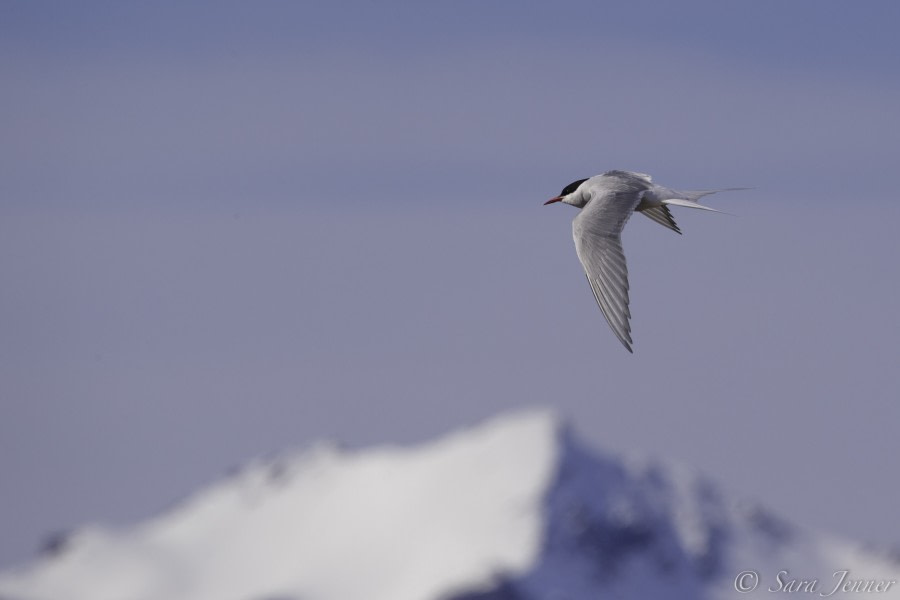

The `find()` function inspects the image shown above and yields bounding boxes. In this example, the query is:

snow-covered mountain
[1,410,897,600]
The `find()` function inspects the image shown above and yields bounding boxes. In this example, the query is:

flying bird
[545,170,743,353]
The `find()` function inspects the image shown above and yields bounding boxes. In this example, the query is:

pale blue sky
[2,1,900,567]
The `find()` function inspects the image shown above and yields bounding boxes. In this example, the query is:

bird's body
[545,170,742,353]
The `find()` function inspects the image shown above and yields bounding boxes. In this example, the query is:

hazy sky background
[2,1,900,567]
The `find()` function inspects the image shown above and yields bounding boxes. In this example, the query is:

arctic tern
[544,170,743,353]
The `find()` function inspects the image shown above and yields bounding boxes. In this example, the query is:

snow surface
[0,409,897,600]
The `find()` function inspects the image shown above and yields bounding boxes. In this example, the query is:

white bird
[544,170,744,353]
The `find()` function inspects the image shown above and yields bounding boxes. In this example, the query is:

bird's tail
[662,197,724,213]
[659,187,749,213]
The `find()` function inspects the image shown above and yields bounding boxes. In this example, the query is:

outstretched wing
[572,178,646,353]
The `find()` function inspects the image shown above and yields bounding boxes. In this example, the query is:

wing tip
[620,329,634,353]
[640,206,682,234]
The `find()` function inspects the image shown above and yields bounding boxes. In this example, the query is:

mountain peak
[1,409,897,600]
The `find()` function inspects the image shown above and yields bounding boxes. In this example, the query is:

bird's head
[545,178,590,208]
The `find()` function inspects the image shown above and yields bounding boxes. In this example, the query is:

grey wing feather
[602,169,652,183]
[640,205,681,234]
[572,179,645,353]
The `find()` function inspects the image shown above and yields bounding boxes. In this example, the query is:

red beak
[544,196,563,205]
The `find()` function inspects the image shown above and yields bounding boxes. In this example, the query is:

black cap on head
[560,178,588,196]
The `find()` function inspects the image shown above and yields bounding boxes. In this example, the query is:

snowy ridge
[1,410,898,600]
[445,423,899,599]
